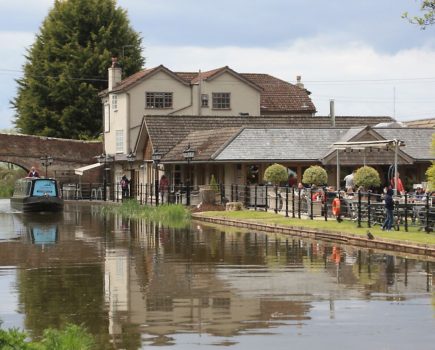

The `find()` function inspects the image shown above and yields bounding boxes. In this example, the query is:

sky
[1,0,435,129]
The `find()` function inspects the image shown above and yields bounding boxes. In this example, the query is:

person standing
[159,175,169,203]
[382,187,394,231]
[390,172,405,195]
[120,175,130,199]
[27,166,40,178]
[344,170,355,193]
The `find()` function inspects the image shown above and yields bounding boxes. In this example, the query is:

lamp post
[182,144,195,206]
[126,152,136,198]
[96,153,114,201]
[40,155,53,177]
[152,149,163,206]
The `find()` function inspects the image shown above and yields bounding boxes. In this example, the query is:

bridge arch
[0,133,102,182]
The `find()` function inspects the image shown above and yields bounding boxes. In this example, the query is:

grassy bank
[102,200,191,227]
[196,210,435,246]
[0,323,93,349]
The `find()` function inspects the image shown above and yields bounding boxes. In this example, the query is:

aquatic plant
[0,322,94,349]
[102,200,191,227]
[0,167,26,198]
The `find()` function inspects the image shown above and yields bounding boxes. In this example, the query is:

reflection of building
[2,205,435,347]
[105,250,129,336]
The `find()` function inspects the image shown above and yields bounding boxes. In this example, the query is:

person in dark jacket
[382,187,394,231]
[120,175,130,199]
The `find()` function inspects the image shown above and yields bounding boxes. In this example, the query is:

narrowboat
[10,178,64,212]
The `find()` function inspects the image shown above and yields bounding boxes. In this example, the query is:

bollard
[367,191,371,228]
[357,189,362,228]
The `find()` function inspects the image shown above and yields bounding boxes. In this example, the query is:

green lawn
[195,210,435,246]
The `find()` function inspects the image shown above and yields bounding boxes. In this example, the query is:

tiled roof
[215,128,347,161]
[240,73,315,113]
[163,128,241,161]
[375,128,435,160]
[214,127,433,162]
[404,118,435,128]
[143,115,394,161]
[102,65,316,113]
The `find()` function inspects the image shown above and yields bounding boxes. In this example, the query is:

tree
[302,165,327,186]
[403,1,435,28]
[354,166,381,190]
[209,174,219,193]
[12,0,144,139]
[263,163,288,185]
[426,134,435,190]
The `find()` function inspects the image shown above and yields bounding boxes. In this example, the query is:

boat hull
[10,197,64,213]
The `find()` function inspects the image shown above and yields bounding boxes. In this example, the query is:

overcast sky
[1,0,435,129]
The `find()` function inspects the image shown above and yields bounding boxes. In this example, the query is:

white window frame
[116,130,124,153]
[111,94,118,111]
[145,92,173,109]
[212,92,231,109]
[201,94,209,108]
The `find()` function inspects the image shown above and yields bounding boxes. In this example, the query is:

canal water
[0,199,434,349]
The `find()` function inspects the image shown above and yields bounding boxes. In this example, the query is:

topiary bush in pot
[302,165,328,186]
[263,163,288,186]
[354,166,380,190]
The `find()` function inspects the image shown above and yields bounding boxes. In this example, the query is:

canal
[0,199,434,349]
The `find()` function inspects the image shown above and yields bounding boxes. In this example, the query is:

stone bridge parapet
[0,133,103,183]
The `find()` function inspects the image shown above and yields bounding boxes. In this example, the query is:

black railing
[61,182,434,232]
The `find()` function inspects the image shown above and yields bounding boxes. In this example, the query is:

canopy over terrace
[331,139,405,194]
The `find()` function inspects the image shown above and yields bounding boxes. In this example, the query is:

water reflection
[0,200,434,349]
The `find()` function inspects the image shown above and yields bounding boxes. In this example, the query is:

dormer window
[201,94,209,108]
[212,93,230,109]
[146,92,173,109]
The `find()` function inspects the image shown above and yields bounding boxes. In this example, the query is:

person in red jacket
[390,172,405,195]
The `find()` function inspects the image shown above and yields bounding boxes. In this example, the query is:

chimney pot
[111,57,119,68]
[296,75,304,88]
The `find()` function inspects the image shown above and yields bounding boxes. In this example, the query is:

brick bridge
[0,133,102,183]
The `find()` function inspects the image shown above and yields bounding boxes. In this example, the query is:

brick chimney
[108,57,122,91]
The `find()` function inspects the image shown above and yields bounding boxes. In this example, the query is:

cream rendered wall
[137,71,193,117]
[197,73,260,116]
[106,92,129,155]
[105,70,194,156]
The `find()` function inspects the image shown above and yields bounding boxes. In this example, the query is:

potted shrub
[264,163,288,210]
[264,163,288,186]
[354,166,380,191]
[209,174,219,193]
[302,165,327,186]
[200,174,220,204]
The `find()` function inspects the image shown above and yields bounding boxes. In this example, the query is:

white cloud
[1,30,434,129]
[146,38,435,121]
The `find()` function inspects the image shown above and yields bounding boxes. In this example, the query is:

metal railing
[61,182,435,233]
